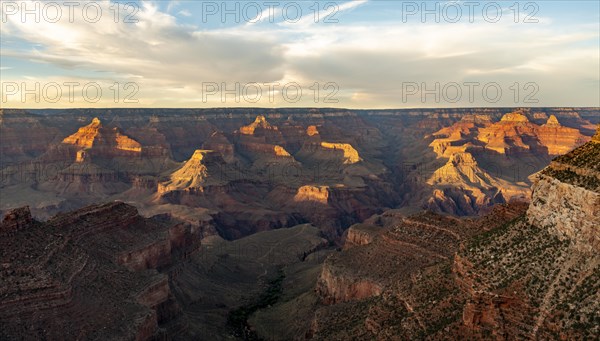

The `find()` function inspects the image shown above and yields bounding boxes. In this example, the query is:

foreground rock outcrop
[528,126,600,253]
[0,202,198,340]
[305,204,527,339]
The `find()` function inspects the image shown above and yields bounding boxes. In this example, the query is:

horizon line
[3,106,600,112]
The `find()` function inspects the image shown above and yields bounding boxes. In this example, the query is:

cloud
[280,0,369,28]
[1,0,598,108]
[178,9,191,17]
[166,0,180,13]
[3,1,286,84]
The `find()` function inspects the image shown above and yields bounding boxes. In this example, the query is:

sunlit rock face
[475,112,589,156]
[500,112,530,123]
[74,150,88,163]
[420,112,592,215]
[424,152,512,215]
[528,175,599,253]
[536,115,590,155]
[273,145,291,157]
[429,112,589,160]
[158,149,224,193]
[476,112,540,155]
[0,108,596,233]
[62,117,102,148]
[319,142,362,164]
[428,152,489,185]
[294,185,330,204]
[428,114,492,158]
[239,115,276,135]
[235,115,293,164]
[62,117,142,154]
[306,125,320,136]
[528,126,600,253]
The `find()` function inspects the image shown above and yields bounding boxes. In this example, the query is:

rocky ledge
[0,202,198,340]
[528,126,600,253]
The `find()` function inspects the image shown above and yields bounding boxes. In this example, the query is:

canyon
[253,127,600,340]
[1,108,597,239]
[1,108,598,340]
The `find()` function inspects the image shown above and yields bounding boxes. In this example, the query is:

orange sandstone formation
[62,117,142,153]
[294,185,330,204]
[239,115,277,135]
[320,142,362,164]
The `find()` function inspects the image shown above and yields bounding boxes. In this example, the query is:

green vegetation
[542,168,600,191]
[467,215,524,250]
[227,269,286,339]
[552,142,600,171]
[542,140,600,190]
[459,207,600,339]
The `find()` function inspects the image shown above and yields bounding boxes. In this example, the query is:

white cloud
[166,0,180,14]
[178,9,191,17]
[1,0,598,108]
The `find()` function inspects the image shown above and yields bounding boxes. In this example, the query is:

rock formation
[0,108,598,340]
[306,125,319,136]
[0,108,596,230]
[428,114,491,157]
[476,111,589,156]
[308,128,599,339]
[421,111,591,215]
[476,112,541,155]
[239,115,276,135]
[271,179,597,340]
[0,206,32,233]
[0,202,197,340]
[428,152,492,186]
[320,142,362,164]
[202,131,235,162]
[158,149,226,193]
[424,152,516,215]
[528,126,600,253]
[294,185,330,204]
[62,117,142,154]
[432,140,598,338]
[342,223,380,249]
[305,206,525,339]
[536,115,590,155]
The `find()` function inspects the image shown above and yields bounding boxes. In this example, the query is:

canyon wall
[1,108,597,241]
[528,129,600,253]
[0,202,198,340]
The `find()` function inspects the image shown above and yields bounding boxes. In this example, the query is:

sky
[1,0,599,109]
